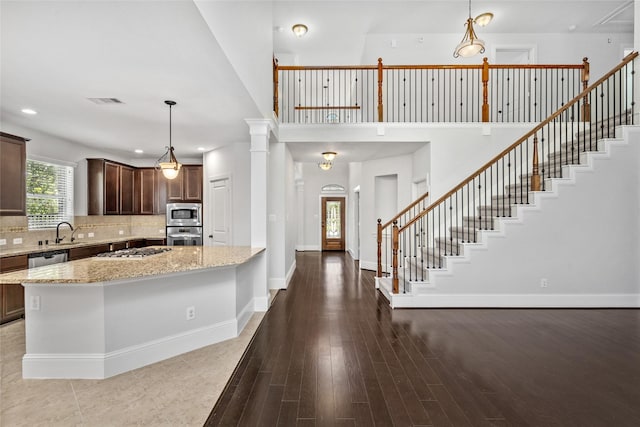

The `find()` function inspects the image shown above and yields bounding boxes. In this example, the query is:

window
[26,159,74,229]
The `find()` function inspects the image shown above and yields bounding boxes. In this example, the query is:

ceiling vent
[87,98,124,105]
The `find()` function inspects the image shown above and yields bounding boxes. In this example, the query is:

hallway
[206,251,640,426]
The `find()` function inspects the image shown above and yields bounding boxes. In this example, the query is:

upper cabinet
[88,160,199,215]
[0,132,28,216]
[88,159,136,215]
[166,165,202,203]
[135,167,166,215]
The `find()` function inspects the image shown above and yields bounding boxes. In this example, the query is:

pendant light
[453,0,486,58]
[156,100,182,180]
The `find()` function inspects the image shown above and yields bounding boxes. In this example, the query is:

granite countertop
[0,236,164,258]
[0,246,265,284]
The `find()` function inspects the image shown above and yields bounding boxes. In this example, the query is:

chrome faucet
[55,221,74,244]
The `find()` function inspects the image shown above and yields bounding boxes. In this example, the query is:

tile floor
[0,305,270,426]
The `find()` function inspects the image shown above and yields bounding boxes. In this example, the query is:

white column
[246,119,271,311]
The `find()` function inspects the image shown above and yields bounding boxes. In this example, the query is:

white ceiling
[0,0,634,162]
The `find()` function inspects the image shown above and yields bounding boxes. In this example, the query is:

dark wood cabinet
[136,168,155,215]
[88,159,137,215]
[0,132,28,216]
[0,255,28,324]
[136,168,166,215]
[120,165,136,215]
[166,165,202,203]
[68,244,111,261]
[89,159,199,215]
[144,238,166,246]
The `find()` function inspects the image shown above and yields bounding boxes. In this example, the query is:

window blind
[26,159,74,229]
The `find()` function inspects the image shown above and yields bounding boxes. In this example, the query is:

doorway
[321,196,345,251]
[208,177,231,246]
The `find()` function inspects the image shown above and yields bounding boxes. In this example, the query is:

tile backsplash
[0,215,165,250]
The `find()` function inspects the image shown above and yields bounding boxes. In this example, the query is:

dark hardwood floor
[205,251,640,426]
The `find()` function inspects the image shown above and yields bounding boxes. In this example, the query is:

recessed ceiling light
[197,147,206,151]
[134,149,144,154]
[21,108,37,115]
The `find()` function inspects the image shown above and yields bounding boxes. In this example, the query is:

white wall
[347,162,363,259]
[359,154,414,271]
[202,142,251,246]
[194,0,273,118]
[361,32,633,80]
[284,146,297,278]
[297,162,349,251]
[421,127,640,307]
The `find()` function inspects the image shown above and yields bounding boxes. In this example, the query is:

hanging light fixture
[156,100,182,180]
[453,0,487,58]
[474,12,494,27]
[292,24,308,38]
[318,151,337,171]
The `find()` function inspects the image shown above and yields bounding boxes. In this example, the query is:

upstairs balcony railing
[274,57,591,124]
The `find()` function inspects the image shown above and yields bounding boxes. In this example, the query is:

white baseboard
[285,260,296,288]
[386,292,640,308]
[23,319,237,379]
[254,296,269,312]
[359,260,377,271]
[347,248,359,260]
[236,298,255,334]
[296,245,320,251]
[268,277,285,289]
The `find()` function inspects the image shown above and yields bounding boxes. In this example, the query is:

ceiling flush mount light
[21,108,37,115]
[453,0,487,58]
[318,151,337,171]
[156,100,182,180]
[134,149,144,154]
[292,24,308,38]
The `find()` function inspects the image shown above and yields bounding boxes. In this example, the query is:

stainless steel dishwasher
[28,250,68,268]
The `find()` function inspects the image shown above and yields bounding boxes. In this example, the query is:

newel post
[482,57,490,122]
[531,135,541,191]
[377,58,384,122]
[377,219,382,277]
[392,220,399,294]
[581,57,591,122]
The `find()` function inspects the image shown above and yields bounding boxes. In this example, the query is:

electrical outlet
[186,306,196,320]
[88,232,95,238]
[30,296,41,311]
[159,229,165,235]
[0,239,6,245]
[540,278,548,288]
[119,230,124,235]
[13,237,22,244]
[78,233,84,239]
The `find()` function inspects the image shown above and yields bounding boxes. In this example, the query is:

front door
[321,196,345,251]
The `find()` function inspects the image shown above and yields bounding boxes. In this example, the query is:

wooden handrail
[380,191,430,230]
[294,106,361,110]
[276,57,590,124]
[398,51,638,234]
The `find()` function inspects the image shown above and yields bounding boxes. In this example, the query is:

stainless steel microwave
[166,203,202,227]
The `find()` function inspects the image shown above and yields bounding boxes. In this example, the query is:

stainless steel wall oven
[166,203,202,245]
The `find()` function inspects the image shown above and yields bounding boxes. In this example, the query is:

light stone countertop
[0,236,165,258]
[0,246,265,284]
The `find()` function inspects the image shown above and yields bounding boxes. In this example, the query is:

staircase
[376,52,640,308]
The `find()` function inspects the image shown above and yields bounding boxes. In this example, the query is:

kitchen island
[0,246,267,379]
